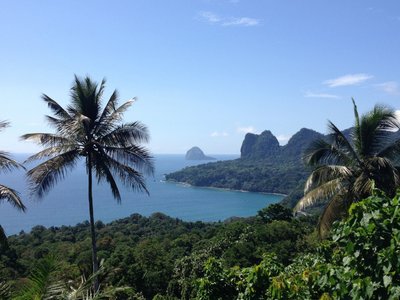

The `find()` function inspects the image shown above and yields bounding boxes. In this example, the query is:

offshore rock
[185,147,215,160]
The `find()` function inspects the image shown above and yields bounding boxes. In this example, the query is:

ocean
[0,154,284,236]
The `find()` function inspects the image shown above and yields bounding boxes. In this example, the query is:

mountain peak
[240,128,324,160]
[240,131,279,159]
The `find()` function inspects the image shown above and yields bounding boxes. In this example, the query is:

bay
[0,154,283,235]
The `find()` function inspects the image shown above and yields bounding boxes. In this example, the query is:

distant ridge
[240,128,323,161]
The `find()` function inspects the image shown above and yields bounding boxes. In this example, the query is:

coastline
[162,179,288,197]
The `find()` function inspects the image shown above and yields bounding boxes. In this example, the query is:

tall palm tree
[0,121,25,213]
[295,100,400,236]
[21,75,154,291]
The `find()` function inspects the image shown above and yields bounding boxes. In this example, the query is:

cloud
[304,91,340,99]
[276,134,290,145]
[211,131,229,137]
[237,126,257,134]
[198,11,259,27]
[198,11,221,23]
[222,17,260,27]
[323,73,373,87]
[395,110,400,121]
[375,81,400,95]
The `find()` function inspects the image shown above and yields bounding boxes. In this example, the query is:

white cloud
[237,126,257,134]
[375,81,400,95]
[198,11,221,23]
[211,131,229,137]
[198,11,259,27]
[323,73,373,87]
[276,134,290,145]
[304,91,340,99]
[222,17,260,27]
[395,110,400,121]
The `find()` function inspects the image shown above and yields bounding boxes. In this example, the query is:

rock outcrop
[185,147,215,160]
[240,128,324,160]
[240,131,280,159]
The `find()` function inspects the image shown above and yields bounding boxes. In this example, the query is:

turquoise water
[0,154,284,235]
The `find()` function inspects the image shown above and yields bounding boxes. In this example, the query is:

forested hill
[166,128,323,202]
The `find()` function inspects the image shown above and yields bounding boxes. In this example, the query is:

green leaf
[384,275,392,288]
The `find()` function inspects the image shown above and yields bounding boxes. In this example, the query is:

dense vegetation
[196,192,400,299]
[166,158,308,195]
[3,192,400,299]
[0,206,317,298]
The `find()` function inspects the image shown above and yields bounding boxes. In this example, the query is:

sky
[1,0,400,154]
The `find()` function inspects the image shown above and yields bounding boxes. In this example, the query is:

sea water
[0,154,283,235]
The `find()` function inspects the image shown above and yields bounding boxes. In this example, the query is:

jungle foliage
[3,192,400,299]
[196,192,400,299]
[1,206,316,299]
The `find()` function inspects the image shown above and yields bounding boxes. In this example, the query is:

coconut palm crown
[21,75,154,290]
[0,121,25,212]
[295,100,400,236]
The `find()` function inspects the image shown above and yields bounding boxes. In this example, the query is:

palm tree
[0,121,25,213]
[295,100,400,236]
[21,75,154,291]
[15,255,140,300]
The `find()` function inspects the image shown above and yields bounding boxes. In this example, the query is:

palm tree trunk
[87,154,99,292]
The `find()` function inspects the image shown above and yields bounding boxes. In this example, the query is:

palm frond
[95,90,120,128]
[101,122,150,147]
[45,115,79,135]
[103,145,154,176]
[42,94,71,120]
[368,156,400,193]
[351,173,375,199]
[304,165,352,193]
[24,146,77,164]
[27,150,80,198]
[295,178,344,212]
[94,97,136,137]
[100,154,149,195]
[352,98,360,130]
[0,281,12,299]
[0,120,10,132]
[14,255,62,300]
[371,104,400,130]
[0,151,24,172]
[303,138,352,167]
[70,75,102,123]
[356,105,399,157]
[0,184,26,211]
[21,133,73,147]
[0,225,8,248]
[327,121,361,166]
[376,134,400,162]
[92,152,121,202]
[45,115,66,130]
[318,194,350,238]
[105,98,135,124]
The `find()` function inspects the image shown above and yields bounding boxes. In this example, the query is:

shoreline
[162,179,288,197]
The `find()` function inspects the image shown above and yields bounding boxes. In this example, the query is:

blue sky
[1,0,400,154]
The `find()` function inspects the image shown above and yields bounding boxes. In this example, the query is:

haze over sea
[0,154,283,236]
